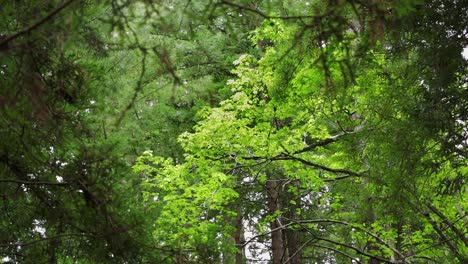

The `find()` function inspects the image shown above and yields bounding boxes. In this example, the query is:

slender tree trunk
[234,205,245,264]
[365,197,381,264]
[284,183,302,264]
[48,223,63,264]
[267,179,284,264]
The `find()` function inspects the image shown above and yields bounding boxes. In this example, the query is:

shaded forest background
[0,0,466,263]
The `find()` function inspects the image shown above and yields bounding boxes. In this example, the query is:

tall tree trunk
[267,179,284,264]
[366,199,381,264]
[48,222,63,264]
[234,205,245,264]
[284,182,302,264]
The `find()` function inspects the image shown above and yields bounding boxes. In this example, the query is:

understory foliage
[1,0,467,263]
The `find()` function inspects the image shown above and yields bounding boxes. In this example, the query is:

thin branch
[219,0,327,20]
[317,237,394,263]
[294,137,337,155]
[0,179,68,186]
[241,152,361,180]
[426,214,465,261]
[220,0,269,18]
[0,233,86,248]
[291,218,407,262]
[115,50,147,126]
[240,222,294,247]
[312,243,362,264]
[293,221,396,263]
[403,229,468,260]
[152,47,181,85]
[0,0,77,48]
[322,174,355,182]
[279,153,360,176]
[427,204,468,247]
[282,237,315,264]
[315,236,394,263]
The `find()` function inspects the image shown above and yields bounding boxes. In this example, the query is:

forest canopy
[0,0,467,263]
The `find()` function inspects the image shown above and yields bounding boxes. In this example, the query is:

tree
[1,0,466,263]
[135,1,467,263]
[0,0,249,262]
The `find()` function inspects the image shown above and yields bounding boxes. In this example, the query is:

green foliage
[1,0,466,263]
[135,3,467,261]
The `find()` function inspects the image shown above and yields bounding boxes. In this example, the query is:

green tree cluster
[1,0,466,263]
